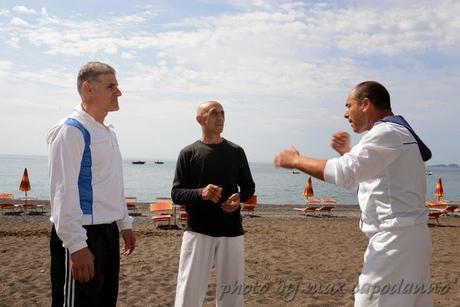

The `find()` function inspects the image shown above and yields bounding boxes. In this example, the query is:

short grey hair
[77,61,116,95]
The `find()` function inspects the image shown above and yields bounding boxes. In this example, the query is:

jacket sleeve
[238,148,255,203]
[117,185,133,230]
[48,125,88,254]
[171,149,202,204]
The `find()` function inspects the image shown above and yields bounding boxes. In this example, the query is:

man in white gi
[47,61,136,307]
[274,81,432,306]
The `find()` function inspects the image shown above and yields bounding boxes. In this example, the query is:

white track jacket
[47,106,132,253]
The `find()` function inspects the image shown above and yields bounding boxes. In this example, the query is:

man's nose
[344,110,349,119]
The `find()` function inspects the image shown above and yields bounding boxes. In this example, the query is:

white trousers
[174,231,245,307]
[355,223,432,307]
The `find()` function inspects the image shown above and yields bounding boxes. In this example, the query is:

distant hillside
[428,163,459,168]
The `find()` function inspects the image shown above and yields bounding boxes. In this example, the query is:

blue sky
[1,0,459,163]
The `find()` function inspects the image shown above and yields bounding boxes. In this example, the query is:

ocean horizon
[1,154,459,205]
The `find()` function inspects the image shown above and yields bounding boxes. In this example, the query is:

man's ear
[361,97,371,112]
[196,115,204,125]
[81,80,92,96]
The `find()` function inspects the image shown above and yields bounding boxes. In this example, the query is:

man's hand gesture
[331,131,351,156]
[202,184,223,203]
[222,193,240,213]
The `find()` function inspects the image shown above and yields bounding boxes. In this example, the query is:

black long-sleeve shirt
[171,139,255,237]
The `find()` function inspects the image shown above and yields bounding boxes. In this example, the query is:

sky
[1,0,459,163]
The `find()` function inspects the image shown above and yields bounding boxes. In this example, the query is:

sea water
[0,154,459,204]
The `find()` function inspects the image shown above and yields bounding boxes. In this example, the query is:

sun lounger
[294,205,320,216]
[0,194,22,215]
[428,210,444,225]
[316,198,337,217]
[0,203,21,215]
[177,205,188,228]
[19,203,45,215]
[241,195,257,217]
[0,193,14,200]
[443,205,458,216]
[426,200,449,207]
[150,202,174,229]
[294,198,322,217]
[125,196,141,216]
[316,205,335,217]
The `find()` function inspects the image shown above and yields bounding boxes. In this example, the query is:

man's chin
[109,104,120,112]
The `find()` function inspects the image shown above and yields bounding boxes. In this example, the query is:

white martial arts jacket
[324,122,428,235]
[47,105,132,253]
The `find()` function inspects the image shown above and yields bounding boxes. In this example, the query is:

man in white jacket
[274,81,432,307]
[47,61,136,307]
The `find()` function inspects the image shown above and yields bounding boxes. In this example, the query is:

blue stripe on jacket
[64,118,93,216]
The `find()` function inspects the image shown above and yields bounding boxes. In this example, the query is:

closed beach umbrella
[434,177,444,201]
[19,168,32,205]
[304,176,314,199]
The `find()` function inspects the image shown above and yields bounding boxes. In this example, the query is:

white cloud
[4,1,459,60]
[112,14,145,24]
[9,17,29,26]
[0,60,13,71]
[121,52,135,60]
[330,2,460,55]
[13,5,37,15]
[225,0,280,10]
[1,0,459,162]
[5,36,20,48]
[104,45,118,54]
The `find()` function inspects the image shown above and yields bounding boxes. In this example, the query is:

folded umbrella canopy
[304,176,314,199]
[19,168,32,205]
[434,177,444,201]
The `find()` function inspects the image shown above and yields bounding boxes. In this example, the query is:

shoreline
[0,199,363,222]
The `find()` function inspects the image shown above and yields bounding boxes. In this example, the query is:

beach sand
[1,201,459,306]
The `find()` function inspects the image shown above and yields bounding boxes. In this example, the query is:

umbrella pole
[25,190,27,206]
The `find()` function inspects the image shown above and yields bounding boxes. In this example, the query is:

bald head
[196,101,223,117]
[196,101,225,142]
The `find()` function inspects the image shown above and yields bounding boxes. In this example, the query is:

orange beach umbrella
[304,176,314,199]
[19,168,32,204]
[434,177,444,201]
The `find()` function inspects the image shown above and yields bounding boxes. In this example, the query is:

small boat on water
[425,171,433,175]
[292,170,300,174]
[154,161,164,164]
[132,161,146,165]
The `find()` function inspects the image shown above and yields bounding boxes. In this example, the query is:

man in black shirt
[172,101,255,307]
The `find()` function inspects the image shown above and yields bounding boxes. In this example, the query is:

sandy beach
[0,201,459,306]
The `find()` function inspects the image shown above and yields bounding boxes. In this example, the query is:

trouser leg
[50,225,66,307]
[215,235,245,307]
[174,231,216,307]
[51,223,120,307]
[73,222,120,307]
[354,224,432,307]
[100,223,120,307]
